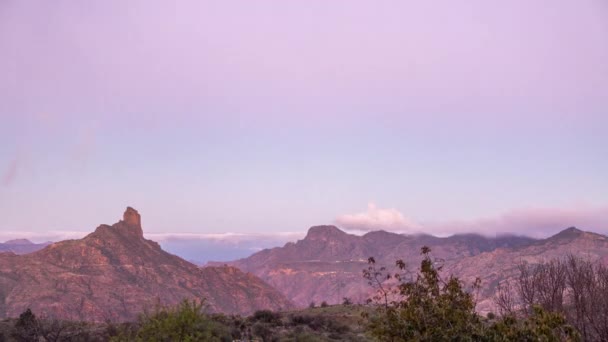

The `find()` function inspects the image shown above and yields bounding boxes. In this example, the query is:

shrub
[111,299,232,342]
[252,310,281,324]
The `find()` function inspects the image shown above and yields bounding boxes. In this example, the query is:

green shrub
[111,299,231,342]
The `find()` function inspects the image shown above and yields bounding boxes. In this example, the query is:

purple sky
[1,1,608,248]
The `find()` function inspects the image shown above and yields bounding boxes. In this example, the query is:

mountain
[0,207,294,322]
[0,239,51,255]
[445,227,608,314]
[227,225,536,307]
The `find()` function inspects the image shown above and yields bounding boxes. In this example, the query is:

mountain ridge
[226,225,604,308]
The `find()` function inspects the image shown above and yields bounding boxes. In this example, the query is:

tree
[12,309,40,342]
[367,247,485,341]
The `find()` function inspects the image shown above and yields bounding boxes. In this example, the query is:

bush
[252,310,281,324]
[111,299,232,342]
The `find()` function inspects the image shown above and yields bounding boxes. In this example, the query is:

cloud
[335,202,421,232]
[428,206,608,238]
[0,230,88,243]
[336,204,608,238]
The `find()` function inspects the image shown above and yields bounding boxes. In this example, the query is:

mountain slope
[445,227,608,313]
[0,208,294,322]
[229,226,536,307]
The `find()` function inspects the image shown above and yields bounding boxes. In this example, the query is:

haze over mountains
[0,239,51,255]
[0,208,294,322]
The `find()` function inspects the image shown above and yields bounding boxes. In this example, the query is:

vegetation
[364,247,580,341]
[495,255,608,341]
[111,299,231,342]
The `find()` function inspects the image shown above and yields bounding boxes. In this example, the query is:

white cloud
[335,204,608,238]
[427,205,608,238]
[335,202,421,232]
[0,230,88,243]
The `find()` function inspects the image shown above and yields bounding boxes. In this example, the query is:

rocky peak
[122,207,141,227]
[304,225,348,241]
[118,206,144,237]
[92,207,144,239]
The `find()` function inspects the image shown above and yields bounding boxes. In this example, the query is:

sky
[1,1,607,261]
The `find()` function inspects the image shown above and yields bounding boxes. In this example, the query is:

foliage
[367,247,485,341]
[365,247,579,341]
[111,299,231,342]
[486,306,579,341]
[252,310,281,324]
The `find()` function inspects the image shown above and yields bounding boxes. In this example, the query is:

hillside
[445,227,608,314]
[228,225,536,307]
[0,208,294,322]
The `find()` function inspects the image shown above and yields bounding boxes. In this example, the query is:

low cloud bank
[335,203,608,238]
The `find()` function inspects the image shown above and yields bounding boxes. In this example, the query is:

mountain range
[0,208,294,322]
[225,225,608,311]
[2,209,607,322]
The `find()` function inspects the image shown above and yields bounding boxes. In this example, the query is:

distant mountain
[445,227,608,314]
[227,225,536,307]
[0,239,51,255]
[0,208,294,322]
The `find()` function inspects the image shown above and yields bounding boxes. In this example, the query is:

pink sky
[1,1,607,239]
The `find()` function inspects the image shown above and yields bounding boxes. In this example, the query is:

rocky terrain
[0,239,51,255]
[226,225,537,307]
[0,208,294,322]
[225,224,608,313]
[445,227,608,314]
